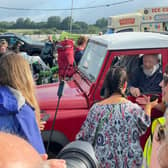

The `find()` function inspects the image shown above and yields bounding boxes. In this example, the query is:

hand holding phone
[41,113,50,122]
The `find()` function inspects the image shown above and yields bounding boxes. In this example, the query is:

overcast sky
[0,0,167,23]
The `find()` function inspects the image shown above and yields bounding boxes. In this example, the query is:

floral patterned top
[76,100,151,168]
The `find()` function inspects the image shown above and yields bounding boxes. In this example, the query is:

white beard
[143,64,159,77]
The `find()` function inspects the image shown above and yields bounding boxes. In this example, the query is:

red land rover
[36,32,168,156]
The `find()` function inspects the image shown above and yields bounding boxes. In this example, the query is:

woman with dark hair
[76,67,157,168]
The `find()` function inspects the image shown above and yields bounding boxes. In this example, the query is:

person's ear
[159,80,163,88]
[165,83,168,90]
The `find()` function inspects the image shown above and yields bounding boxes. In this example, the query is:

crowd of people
[0,34,168,168]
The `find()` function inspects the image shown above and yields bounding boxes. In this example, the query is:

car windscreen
[18,35,42,44]
[78,40,107,82]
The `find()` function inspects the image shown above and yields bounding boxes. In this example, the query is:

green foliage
[95,18,108,28]
[60,16,72,30]
[0,29,7,33]
[59,31,80,43]
[36,65,59,85]
[87,25,100,34]
[0,16,107,34]
[47,16,61,29]
[51,65,58,73]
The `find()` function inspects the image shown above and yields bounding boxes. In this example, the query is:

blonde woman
[0,52,45,154]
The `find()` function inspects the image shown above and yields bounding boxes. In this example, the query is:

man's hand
[41,154,66,168]
[47,159,66,168]
[136,95,159,108]
[40,121,47,131]
[130,87,141,97]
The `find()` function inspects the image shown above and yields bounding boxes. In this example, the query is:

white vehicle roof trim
[90,32,168,50]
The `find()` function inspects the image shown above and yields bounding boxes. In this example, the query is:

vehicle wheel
[42,131,69,159]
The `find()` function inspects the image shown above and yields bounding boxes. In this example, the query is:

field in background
[5,29,40,35]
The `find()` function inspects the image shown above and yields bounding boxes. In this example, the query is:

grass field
[5,29,39,34]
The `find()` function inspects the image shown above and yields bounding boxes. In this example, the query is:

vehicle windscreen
[78,40,107,82]
[18,35,42,44]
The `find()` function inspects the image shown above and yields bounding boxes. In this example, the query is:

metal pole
[70,0,73,33]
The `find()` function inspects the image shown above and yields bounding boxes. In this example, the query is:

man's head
[0,132,66,168]
[0,39,8,54]
[0,132,43,168]
[98,32,103,36]
[142,54,159,76]
[159,64,168,104]
[48,35,53,42]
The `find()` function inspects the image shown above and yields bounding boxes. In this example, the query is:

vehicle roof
[0,34,16,37]
[90,32,168,50]
[109,12,142,19]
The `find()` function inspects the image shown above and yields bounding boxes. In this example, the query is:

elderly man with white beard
[129,54,162,97]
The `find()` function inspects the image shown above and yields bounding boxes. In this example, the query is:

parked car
[0,34,44,55]
[36,32,168,157]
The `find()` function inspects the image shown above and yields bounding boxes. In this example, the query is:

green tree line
[0,16,108,34]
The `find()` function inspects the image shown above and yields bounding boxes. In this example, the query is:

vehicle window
[116,28,134,33]
[106,28,114,34]
[78,40,107,82]
[101,54,163,97]
[18,35,41,44]
[18,35,33,43]
[163,22,168,32]
[114,54,162,95]
[9,37,17,46]
[112,55,142,83]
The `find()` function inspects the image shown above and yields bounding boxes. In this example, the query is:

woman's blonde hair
[0,52,40,123]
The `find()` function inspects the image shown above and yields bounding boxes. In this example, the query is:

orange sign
[119,18,135,25]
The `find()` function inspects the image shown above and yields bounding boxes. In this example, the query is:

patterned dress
[76,100,151,168]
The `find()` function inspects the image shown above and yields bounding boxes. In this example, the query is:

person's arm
[128,68,140,88]
[133,97,158,136]
[136,96,165,114]
[144,95,158,117]
[132,103,151,136]
[128,68,141,97]
[16,104,46,154]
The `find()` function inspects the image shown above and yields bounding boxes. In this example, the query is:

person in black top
[129,54,162,97]
[40,35,54,67]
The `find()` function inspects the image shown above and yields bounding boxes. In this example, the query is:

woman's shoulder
[7,86,25,110]
[126,100,143,111]
[0,86,21,113]
[90,103,109,113]
[98,96,129,105]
